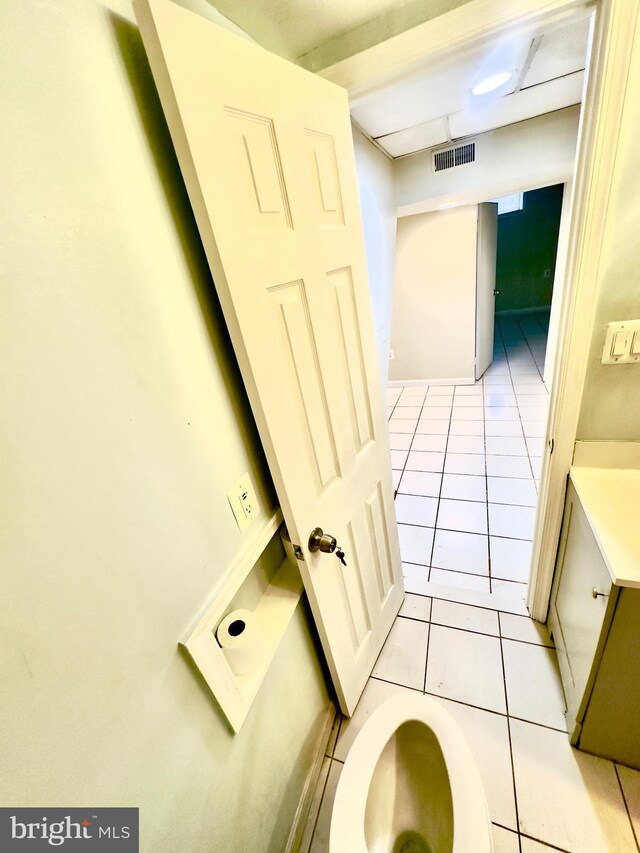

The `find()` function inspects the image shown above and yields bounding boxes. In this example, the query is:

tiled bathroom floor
[388,311,551,602]
[301,595,640,852]
[300,311,640,853]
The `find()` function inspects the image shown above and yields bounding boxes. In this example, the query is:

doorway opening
[387,179,572,607]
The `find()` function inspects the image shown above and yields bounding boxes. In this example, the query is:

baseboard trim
[285,700,337,853]
[388,376,475,387]
[496,306,551,317]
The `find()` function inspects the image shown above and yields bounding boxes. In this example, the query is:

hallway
[387,310,551,603]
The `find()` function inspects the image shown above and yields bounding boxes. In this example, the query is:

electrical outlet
[227,473,258,533]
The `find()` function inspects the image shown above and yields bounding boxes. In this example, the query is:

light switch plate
[227,472,258,533]
[601,320,640,365]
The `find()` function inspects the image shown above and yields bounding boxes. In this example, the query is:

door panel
[134,0,404,714]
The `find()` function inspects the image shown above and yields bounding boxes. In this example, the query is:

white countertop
[570,466,640,589]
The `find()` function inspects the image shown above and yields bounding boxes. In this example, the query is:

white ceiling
[351,17,590,159]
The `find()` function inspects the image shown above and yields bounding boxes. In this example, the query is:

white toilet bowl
[330,693,493,853]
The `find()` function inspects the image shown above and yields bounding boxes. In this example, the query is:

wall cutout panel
[226,108,293,231]
[268,280,339,488]
[304,130,344,226]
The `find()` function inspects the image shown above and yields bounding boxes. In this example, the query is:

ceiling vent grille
[433,142,476,172]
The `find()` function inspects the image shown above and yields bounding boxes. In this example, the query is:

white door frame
[320,0,638,620]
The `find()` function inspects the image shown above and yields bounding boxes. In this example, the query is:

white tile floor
[301,595,640,853]
[388,311,552,601]
[300,312,640,853]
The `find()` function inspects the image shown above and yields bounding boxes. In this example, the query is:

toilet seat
[330,693,493,853]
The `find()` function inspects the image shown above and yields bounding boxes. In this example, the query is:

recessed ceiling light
[471,71,512,96]
[439,201,457,209]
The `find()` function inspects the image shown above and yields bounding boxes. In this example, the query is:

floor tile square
[406,450,445,473]
[411,433,447,452]
[390,448,408,468]
[492,826,520,853]
[399,593,432,622]
[525,436,545,456]
[487,477,537,507]
[429,568,491,592]
[491,579,528,605]
[510,719,636,852]
[432,529,489,576]
[426,625,506,713]
[437,498,488,534]
[395,493,438,527]
[402,562,430,595]
[431,599,499,635]
[484,407,520,421]
[446,434,485,455]
[389,432,413,450]
[454,385,484,396]
[499,613,553,647]
[387,418,417,434]
[441,473,486,502]
[502,639,566,729]
[485,436,528,456]
[484,391,517,407]
[529,456,542,477]
[484,374,512,385]
[444,453,486,475]
[450,406,484,421]
[428,385,455,395]
[489,504,536,539]
[416,419,450,435]
[424,395,453,407]
[372,616,429,690]
[485,420,523,437]
[398,470,442,497]
[449,420,485,436]
[453,396,485,407]
[419,406,451,420]
[397,523,434,564]
[432,696,517,831]
[518,404,548,420]
[490,537,533,582]
[392,405,422,418]
[521,420,545,438]
[486,455,532,479]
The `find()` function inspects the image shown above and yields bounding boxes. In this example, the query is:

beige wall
[390,206,478,383]
[575,11,640,441]
[0,1,330,849]
[352,126,397,381]
[394,106,580,216]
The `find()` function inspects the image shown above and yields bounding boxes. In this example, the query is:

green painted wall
[495,184,564,313]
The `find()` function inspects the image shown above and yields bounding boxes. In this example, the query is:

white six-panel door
[134,0,404,714]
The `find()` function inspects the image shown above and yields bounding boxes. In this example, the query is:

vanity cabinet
[548,472,640,770]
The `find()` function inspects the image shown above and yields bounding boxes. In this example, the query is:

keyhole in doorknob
[308,527,337,553]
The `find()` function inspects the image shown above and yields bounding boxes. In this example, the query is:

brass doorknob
[308,528,337,554]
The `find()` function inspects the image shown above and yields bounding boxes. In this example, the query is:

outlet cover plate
[227,472,258,533]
